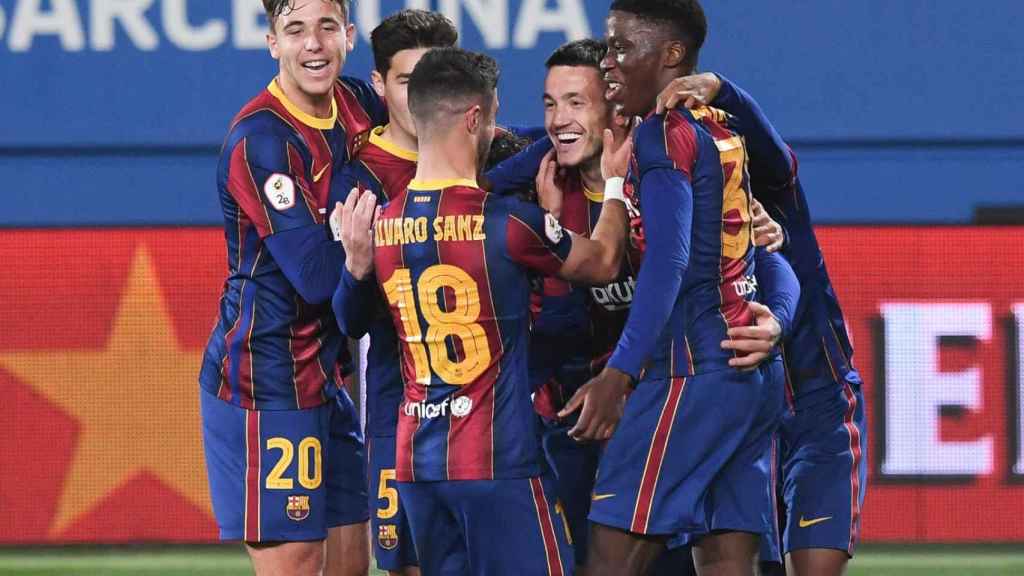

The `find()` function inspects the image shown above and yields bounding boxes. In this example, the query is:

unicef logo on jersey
[403,396,473,420]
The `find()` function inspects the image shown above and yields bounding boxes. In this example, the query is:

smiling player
[199,1,386,575]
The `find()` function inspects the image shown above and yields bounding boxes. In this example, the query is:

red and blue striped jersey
[373,180,572,481]
[607,107,758,381]
[531,169,642,403]
[709,77,861,401]
[200,77,384,410]
[331,126,418,437]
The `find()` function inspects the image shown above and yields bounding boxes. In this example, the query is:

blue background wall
[2,0,1022,225]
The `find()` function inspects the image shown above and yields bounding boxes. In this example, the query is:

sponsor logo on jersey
[403,396,473,419]
[264,173,295,211]
[590,275,636,311]
[731,274,758,297]
[286,494,310,521]
[378,524,399,550]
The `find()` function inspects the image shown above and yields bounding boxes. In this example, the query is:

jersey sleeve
[606,167,693,379]
[712,75,797,197]
[226,131,320,238]
[607,115,697,379]
[504,198,573,277]
[485,136,553,196]
[332,267,378,339]
[754,247,800,338]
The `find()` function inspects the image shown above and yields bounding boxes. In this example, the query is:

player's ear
[344,23,356,53]
[371,70,386,98]
[663,40,685,69]
[266,30,280,60]
[466,105,482,135]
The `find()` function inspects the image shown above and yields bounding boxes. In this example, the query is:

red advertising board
[0,227,1022,543]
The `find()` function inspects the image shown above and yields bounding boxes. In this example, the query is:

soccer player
[558,2,782,575]
[340,46,634,576]
[198,1,385,575]
[331,9,458,576]
[657,72,868,576]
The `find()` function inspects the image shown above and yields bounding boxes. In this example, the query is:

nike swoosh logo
[313,164,330,183]
[591,493,616,502]
[798,516,832,528]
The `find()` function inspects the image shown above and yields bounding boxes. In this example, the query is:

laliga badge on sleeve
[264,173,296,211]
[330,205,343,241]
[544,212,564,244]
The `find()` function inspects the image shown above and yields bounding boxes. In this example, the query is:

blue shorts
[201,388,368,542]
[779,379,868,556]
[540,422,601,566]
[590,367,773,536]
[399,476,574,576]
[666,358,785,563]
[367,435,418,571]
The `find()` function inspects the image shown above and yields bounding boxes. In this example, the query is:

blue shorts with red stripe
[589,367,771,536]
[665,358,786,563]
[200,388,368,542]
[779,378,867,556]
[367,435,418,571]
[399,476,574,576]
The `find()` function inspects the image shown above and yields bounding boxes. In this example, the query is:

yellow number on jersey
[382,265,492,386]
[377,469,399,519]
[265,436,322,490]
[715,135,753,260]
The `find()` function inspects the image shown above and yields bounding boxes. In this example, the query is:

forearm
[331,267,377,338]
[754,248,800,338]
[264,224,345,304]
[606,170,692,378]
[485,137,553,196]
[557,180,627,284]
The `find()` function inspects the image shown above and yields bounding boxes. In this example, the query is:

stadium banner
[1,226,1023,543]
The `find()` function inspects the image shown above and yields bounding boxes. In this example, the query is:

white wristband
[603,177,626,204]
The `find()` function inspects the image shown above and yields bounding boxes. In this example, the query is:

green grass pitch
[1,545,1023,575]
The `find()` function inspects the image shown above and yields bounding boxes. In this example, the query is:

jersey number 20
[382,265,492,386]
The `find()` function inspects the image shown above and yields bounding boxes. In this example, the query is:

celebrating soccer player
[553,1,786,575]
[657,70,869,576]
[338,44,640,575]
[330,9,458,576]
[198,1,385,575]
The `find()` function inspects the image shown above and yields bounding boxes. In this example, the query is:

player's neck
[414,136,478,185]
[379,124,418,156]
[581,157,604,195]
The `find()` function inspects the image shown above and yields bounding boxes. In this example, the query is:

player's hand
[601,127,633,181]
[656,73,722,114]
[535,149,564,219]
[721,301,782,370]
[559,367,631,442]
[337,188,379,280]
[751,199,785,253]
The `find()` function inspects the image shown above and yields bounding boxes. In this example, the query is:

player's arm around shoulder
[555,129,631,285]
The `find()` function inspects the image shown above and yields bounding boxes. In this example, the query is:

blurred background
[1,0,1022,574]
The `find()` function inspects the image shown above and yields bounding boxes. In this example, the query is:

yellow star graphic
[0,246,211,536]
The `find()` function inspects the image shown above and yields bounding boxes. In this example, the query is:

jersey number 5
[382,265,492,386]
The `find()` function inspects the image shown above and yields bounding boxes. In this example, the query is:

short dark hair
[408,48,500,131]
[263,0,349,31]
[545,38,608,71]
[371,10,458,77]
[610,0,707,70]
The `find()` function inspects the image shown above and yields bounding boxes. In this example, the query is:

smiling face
[267,0,354,113]
[543,65,612,169]
[601,10,670,117]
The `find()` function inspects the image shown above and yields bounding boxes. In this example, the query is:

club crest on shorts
[544,213,564,244]
[264,173,295,211]
[378,524,399,550]
[286,495,311,521]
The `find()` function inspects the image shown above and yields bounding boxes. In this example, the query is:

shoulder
[633,110,700,173]
[336,76,385,121]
